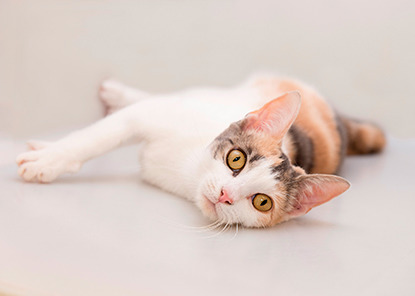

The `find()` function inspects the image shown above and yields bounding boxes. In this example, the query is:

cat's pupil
[233,157,240,162]
[260,200,267,206]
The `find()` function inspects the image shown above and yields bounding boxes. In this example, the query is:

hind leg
[99,79,150,114]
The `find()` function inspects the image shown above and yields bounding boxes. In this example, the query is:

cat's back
[250,75,343,174]
[144,85,260,140]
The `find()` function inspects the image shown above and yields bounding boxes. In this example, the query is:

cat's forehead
[211,122,283,164]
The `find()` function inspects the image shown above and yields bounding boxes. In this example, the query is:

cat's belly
[138,85,261,139]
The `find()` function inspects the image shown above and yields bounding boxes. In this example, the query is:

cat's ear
[286,174,350,219]
[242,91,301,139]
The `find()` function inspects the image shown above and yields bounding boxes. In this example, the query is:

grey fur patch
[288,125,314,173]
[334,112,348,171]
[212,122,243,159]
[270,154,291,178]
[249,154,264,163]
[246,146,253,155]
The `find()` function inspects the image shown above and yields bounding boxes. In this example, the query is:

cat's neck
[140,138,209,202]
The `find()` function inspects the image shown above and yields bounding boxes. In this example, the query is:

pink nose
[218,189,233,205]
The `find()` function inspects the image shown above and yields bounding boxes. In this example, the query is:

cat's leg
[16,103,150,183]
[99,79,149,114]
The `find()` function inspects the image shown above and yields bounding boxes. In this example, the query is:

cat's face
[195,92,350,228]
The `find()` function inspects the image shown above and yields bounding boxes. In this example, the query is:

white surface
[1,137,414,296]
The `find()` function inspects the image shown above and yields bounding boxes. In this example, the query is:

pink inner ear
[289,175,350,218]
[302,182,344,210]
[243,91,301,138]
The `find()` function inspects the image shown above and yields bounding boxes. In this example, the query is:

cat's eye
[252,194,273,212]
[227,149,246,171]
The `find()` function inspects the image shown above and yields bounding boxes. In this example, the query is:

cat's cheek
[239,204,275,228]
[195,196,218,221]
[243,215,272,228]
[258,214,276,228]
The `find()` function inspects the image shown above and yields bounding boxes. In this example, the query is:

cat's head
[196,91,350,228]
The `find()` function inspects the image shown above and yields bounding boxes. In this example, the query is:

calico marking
[288,125,314,173]
[334,112,348,171]
[270,154,291,178]
[249,154,264,163]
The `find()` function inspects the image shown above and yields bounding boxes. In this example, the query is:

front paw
[16,142,81,183]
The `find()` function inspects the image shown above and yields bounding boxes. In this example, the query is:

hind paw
[99,79,130,114]
[99,79,147,114]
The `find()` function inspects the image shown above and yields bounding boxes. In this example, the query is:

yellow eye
[252,194,273,212]
[227,149,246,171]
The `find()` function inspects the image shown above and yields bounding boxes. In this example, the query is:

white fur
[16,78,286,226]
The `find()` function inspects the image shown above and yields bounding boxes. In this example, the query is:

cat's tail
[341,117,386,155]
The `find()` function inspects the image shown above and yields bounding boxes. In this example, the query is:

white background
[1,0,414,138]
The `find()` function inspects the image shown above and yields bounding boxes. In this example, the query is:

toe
[27,140,50,151]
[21,164,38,182]
[16,151,39,165]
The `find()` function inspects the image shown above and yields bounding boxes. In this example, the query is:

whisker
[202,221,229,239]
[188,221,224,233]
[157,215,225,233]
[176,220,221,230]
[229,223,239,241]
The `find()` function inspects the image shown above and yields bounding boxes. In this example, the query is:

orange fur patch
[254,77,342,174]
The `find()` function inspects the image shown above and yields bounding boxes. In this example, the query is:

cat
[16,74,386,228]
